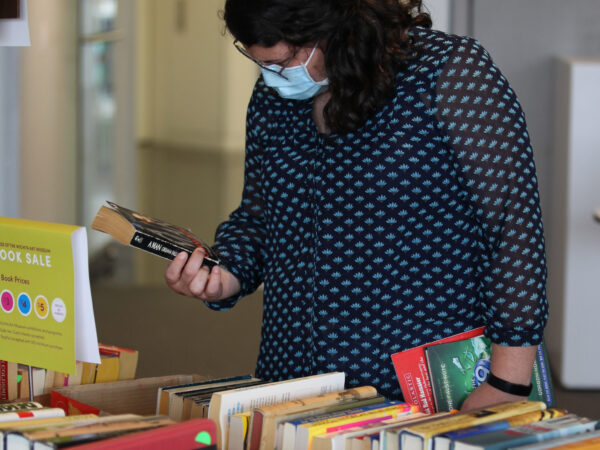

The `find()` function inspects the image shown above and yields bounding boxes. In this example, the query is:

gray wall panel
[0,48,20,218]
[467,0,600,224]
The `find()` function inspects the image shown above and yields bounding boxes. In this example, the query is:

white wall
[0,48,20,218]
[547,59,600,388]
[425,0,451,32]
[19,0,78,224]
[132,0,258,284]
[148,0,255,152]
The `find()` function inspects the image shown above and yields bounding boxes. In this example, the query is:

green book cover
[425,336,555,412]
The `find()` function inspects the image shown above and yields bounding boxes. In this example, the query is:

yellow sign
[0,217,100,374]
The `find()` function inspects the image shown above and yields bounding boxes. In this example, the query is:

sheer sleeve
[433,37,548,345]
[205,86,268,310]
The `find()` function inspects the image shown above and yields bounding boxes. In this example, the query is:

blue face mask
[260,44,329,100]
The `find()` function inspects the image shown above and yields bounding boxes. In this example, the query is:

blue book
[432,421,510,450]
[451,415,598,450]
[432,408,566,450]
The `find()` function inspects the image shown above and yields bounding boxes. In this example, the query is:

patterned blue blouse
[207,27,548,399]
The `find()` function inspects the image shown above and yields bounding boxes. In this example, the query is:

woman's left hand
[460,382,527,411]
[460,343,538,411]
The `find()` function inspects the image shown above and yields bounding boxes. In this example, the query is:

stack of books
[1,343,138,401]
[2,368,597,448]
[150,372,598,450]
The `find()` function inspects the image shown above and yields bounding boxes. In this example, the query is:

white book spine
[208,372,345,449]
[0,408,65,423]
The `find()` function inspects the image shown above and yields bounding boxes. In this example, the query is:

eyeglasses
[233,39,297,80]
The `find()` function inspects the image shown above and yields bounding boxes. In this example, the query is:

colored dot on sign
[35,296,49,318]
[17,374,22,383]
[1,291,14,311]
[194,431,212,445]
[18,293,31,315]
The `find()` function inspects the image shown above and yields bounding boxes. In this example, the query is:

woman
[165,0,548,410]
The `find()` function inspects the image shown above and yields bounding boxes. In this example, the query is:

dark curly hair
[223,0,432,133]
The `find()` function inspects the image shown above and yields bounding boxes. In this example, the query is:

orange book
[98,344,139,381]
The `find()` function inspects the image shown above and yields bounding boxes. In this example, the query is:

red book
[70,418,217,449]
[391,327,485,414]
[51,390,101,416]
[0,360,18,401]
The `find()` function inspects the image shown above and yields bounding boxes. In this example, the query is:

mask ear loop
[302,41,329,85]
[304,42,319,66]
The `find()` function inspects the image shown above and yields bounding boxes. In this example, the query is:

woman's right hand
[165,249,241,301]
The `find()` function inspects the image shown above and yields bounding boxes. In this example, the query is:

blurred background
[1,0,599,415]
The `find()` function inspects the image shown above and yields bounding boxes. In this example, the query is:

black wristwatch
[486,372,532,396]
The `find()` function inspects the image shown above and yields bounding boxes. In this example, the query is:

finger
[188,267,210,297]
[165,252,189,286]
[203,266,223,299]
[180,249,206,283]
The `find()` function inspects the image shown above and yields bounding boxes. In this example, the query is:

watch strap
[487,372,532,396]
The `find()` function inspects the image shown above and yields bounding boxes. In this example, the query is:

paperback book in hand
[91,201,220,267]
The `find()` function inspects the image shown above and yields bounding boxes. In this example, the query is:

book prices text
[1,289,66,323]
